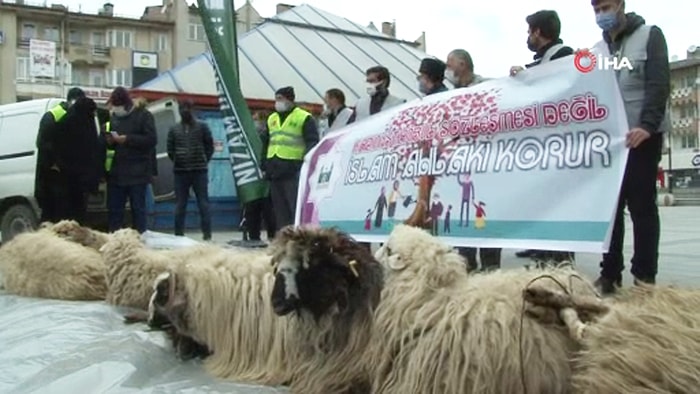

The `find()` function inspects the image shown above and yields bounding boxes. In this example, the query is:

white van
[0,98,63,243]
[0,97,180,243]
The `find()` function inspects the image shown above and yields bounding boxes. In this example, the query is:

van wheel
[1,204,37,244]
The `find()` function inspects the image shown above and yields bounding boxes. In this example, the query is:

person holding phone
[104,87,157,233]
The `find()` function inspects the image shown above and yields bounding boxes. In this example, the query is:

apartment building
[0,0,264,104]
[663,45,700,191]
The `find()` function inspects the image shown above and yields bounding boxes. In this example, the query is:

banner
[29,39,56,78]
[296,53,629,253]
[196,0,268,204]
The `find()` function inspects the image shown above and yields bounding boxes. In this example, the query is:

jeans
[269,173,300,231]
[108,182,148,233]
[601,133,662,283]
[174,170,211,239]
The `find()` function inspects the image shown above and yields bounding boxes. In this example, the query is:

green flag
[196,0,267,204]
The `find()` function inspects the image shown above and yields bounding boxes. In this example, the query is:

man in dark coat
[53,96,101,223]
[34,87,86,223]
[167,100,214,241]
[105,87,157,233]
[417,57,449,95]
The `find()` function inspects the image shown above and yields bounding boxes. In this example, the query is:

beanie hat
[419,58,446,80]
[275,86,295,101]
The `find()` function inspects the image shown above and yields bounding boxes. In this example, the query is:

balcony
[17,37,62,49]
[672,117,700,135]
[67,44,111,65]
[671,87,698,104]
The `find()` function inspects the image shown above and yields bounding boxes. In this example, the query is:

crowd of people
[34,0,670,296]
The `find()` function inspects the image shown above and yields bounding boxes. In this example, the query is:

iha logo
[573,49,633,73]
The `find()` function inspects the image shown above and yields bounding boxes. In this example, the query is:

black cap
[275,86,295,101]
[419,58,446,80]
[66,87,85,101]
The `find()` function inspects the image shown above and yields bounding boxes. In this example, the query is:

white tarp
[0,293,288,394]
[140,231,202,250]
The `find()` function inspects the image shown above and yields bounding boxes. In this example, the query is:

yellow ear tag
[348,260,360,278]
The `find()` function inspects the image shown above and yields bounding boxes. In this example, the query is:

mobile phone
[110,131,118,137]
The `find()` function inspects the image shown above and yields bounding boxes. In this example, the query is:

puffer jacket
[166,121,214,172]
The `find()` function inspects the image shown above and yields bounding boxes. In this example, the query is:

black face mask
[180,110,193,123]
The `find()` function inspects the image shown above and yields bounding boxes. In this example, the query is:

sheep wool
[42,220,111,251]
[368,224,589,394]
[0,228,107,300]
[159,247,297,386]
[569,285,700,394]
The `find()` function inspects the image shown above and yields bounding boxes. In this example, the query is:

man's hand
[113,134,127,145]
[510,66,524,77]
[626,127,651,148]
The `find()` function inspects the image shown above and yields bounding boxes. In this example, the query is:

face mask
[275,100,290,113]
[596,11,620,31]
[366,82,380,96]
[445,68,457,85]
[418,80,430,94]
[111,105,126,116]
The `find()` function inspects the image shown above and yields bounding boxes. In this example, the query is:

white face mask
[366,82,379,96]
[445,68,457,85]
[275,100,290,113]
[111,105,126,116]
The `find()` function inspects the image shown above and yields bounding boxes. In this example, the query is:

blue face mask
[596,11,620,31]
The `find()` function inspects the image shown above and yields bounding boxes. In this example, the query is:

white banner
[295,51,629,253]
[29,39,56,78]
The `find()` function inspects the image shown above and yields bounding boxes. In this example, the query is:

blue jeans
[174,170,211,239]
[108,182,148,233]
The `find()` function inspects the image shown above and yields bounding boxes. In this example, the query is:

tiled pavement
[189,206,700,288]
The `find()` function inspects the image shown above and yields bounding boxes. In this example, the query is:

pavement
[185,205,700,288]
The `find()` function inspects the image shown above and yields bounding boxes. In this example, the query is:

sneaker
[594,276,622,296]
[203,234,212,241]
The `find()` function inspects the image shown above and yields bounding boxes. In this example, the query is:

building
[0,0,265,104]
[134,3,435,106]
[663,45,700,195]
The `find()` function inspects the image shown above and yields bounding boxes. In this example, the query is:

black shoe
[516,249,537,258]
[633,276,655,287]
[594,276,622,296]
[203,234,212,241]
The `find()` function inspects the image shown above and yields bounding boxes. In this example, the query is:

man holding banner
[591,0,671,294]
[261,87,320,230]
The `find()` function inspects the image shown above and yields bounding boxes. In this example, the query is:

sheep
[524,283,700,394]
[0,227,107,300]
[270,224,592,394]
[41,220,111,250]
[145,240,298,387]
[268,226,383,394]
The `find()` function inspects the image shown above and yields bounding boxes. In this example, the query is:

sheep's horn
[348,260,359,278]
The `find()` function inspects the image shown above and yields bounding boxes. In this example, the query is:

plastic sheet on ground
[140,231,201,250]
[0,292,288,394]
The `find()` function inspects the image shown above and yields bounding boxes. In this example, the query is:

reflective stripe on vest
[104,121,115,172]
[48,104,67,122]
[266,107,310,160]
[612,25,671,133]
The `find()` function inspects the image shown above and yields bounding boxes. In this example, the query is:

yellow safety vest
[104,121,115,172]
[48,104,67,122]
[266,107,310,161]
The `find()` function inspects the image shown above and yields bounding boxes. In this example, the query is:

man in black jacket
[34,87,85,223]
[591,0,670,294]
[510,10,576,263]
[167,100,214,240]
[105,87,157,233]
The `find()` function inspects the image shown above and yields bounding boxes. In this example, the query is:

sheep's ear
[387,254,406,271]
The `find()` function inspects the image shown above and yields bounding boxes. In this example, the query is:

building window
[188,23,205,41]
[89,69,105,87]
[91,31,105,46]
[21,24,36,40]
[680,134,699,149]
[16,57,30,80]
[71,67,87,85]
[108,69,132,87]
[44,26,60,42]
[69,30,82,45]
[686,74,698,88]
[107,30,132,48]
[155,33,168,51]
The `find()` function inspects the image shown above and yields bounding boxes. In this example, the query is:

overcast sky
[58,0,698,78]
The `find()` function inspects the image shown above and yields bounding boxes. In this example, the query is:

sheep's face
[375,224,453,273]
[147,271,174,329]
[269,226,365,319]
